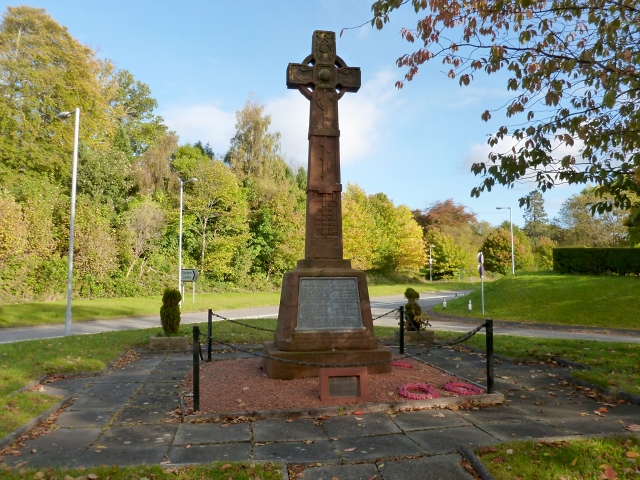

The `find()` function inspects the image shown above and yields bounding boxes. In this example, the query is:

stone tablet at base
[297,277,363,331]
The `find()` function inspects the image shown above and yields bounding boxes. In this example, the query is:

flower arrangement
[397,382,439,400]
[444,382,483,396]
[392,360,414,369]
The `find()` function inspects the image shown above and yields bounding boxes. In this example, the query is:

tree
[122,199,166,278]
[368,0,640,212]
[112,69,167,157]
[0,6,118,183]
[482,227,531,275]
[523,191,550,246]
[224,97,288,187]
[425,229,468,279]
[183,159,250,282]
[0,192,26,266]
[343,184,379,270]
[553,188,628,247]
[134,133,179,195]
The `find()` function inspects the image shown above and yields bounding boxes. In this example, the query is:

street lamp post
[429,244,434,282]
[178,178,198,301]
[496,206,515,275]
[57,108,80,336]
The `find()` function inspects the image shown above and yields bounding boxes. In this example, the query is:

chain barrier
[210,312,276,332]
[204,335,411,368]
[371,308,399,321]
[409,322,486,349]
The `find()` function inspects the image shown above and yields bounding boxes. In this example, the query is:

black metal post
[207,309,213,362]
[486,319,494,394]
[193,325,200,412]
[399,305,405,354]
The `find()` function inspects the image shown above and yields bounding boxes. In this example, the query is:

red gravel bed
[183,358,470,414]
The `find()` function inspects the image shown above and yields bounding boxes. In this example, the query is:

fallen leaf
[220,464,232,471]
[605,466,617,479]
[432,413,445,418]
[353,410,365,415]
[285,419,294,423]
[624,424,640,432]
[354,417,364,421]
[344,447,356,452]
[626,451,640,458]
[491,456,506,463]
[220,424,229,428]
[478,446,499,454]
[34,473,45,480]
[506,449,513,454]
[598,407,609,413]
[571,458,577,466]
[87,474,98,480]
[368,475,377,480]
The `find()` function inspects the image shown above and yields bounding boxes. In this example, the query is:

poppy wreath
[397,383,439,400]
[444,382,483,396]
[391,360,414,369]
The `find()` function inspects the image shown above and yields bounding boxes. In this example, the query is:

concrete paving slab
[168,443,251,463]
[300,462,380,480]
[333,434,423,461]
[2,428,102,468]
[480,420,568,441]
[77,445,168,467]
[92,371,153,383]
[96,424,177,447]
[127,392,179,410]
[392,409,472,431]
[455,406,529,425]
[146,372,187,383]
[173,422,250,445]
[253,418,328,443]
[322,412,402,439]
[407,426,498,454]
[112,406,174,425]
[56,410,113,428]
[42,377,93,395]
[377,454,474,480]
[551,417,632,435]
[81,381,141,398]
[152,365,192,374]
[69,394,134,411]
[253,439,339,463]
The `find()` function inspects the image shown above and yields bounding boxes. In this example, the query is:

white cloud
[267,69,399,165]
[159,69,399,164]
[160,104,236,154]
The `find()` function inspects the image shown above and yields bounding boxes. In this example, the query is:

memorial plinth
[263,31,391,379]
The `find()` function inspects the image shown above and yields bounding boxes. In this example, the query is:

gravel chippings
[183,358,467,414]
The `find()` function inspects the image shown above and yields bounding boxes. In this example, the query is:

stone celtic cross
[287,30,361,260]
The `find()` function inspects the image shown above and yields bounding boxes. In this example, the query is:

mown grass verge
[0,462,283,480]
[0,282,476,329]
[432,271,640,329]
[476,436,640,479]
[438,331,640,396]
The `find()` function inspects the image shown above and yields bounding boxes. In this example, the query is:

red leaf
[491,456,506,463]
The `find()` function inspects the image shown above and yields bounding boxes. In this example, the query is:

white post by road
[64,108,80,337]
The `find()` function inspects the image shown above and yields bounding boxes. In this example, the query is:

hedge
[553,248,640,275]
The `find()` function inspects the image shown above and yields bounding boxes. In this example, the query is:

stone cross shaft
[287,30,361,260]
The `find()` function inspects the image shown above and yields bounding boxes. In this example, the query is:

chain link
[405,322,486,348]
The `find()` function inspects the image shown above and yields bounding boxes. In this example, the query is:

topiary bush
[403,287,428,331]
[160,287,182,336]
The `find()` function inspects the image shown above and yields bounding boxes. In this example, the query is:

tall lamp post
[57,108,80,336]
[178,178,198,301]
[429,244,434,282]
[496,206,515,275]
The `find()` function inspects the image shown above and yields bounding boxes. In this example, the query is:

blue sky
[2,0,584,226]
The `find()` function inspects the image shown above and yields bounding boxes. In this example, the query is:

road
[1,290,639,344]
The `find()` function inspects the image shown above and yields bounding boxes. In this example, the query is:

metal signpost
[477,252,485,315]
[181,268,199,303]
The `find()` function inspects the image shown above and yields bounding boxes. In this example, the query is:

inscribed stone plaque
[328,376,360,397]
[296,277,362,331]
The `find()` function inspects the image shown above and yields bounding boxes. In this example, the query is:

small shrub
[403,287,428,331]
[160,288,182,336]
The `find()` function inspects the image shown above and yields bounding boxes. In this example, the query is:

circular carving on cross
[318,69,332,82]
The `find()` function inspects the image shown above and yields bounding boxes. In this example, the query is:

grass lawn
[438,331,640,398]
[476,436,640,479]
[0,281,476,329]
[0,463,283,480]
[432,271,640,329]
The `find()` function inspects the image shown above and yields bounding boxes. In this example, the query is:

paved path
[2,346,638,479]
[3,290,640,344]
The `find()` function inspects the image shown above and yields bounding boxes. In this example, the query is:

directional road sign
[181,268,199,282]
